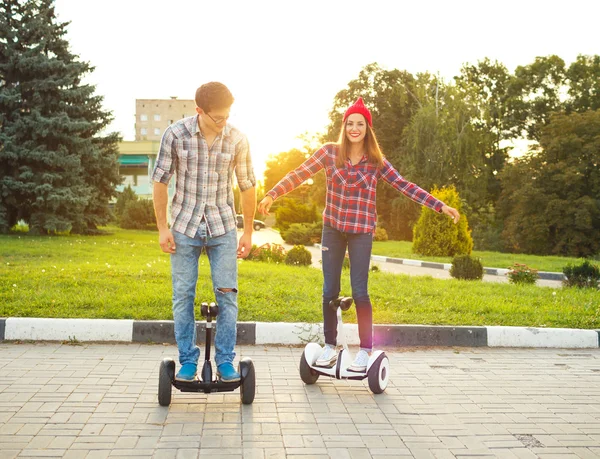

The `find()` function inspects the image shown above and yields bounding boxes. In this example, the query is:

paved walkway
[2,343,600,458]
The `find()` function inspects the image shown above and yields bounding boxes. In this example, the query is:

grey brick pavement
[2,343,600,458]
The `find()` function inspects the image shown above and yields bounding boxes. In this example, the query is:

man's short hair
[195,82,234,113]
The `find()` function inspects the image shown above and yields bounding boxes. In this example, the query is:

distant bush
[450,255,483,281]
[472,223,504,252]
[281,223,312,245]
[308,221,323,244]
[114,185,155,230]
[507,263,539,285]
[121,199,156,230]
[467,203,505,252]
[563,260,600,289]
[114,185,138,222]
[275,198,318,231]
[413,186,473,257]
[285,245,312,266]
[374,226,388,242]
[246,243,286,263]
[10,220,29,233]
[281,221,322,245]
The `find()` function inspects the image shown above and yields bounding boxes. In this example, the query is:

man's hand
[441,205,460,224]
[257,196,274,216]
[159,229,176,254]
[237,232,252,259]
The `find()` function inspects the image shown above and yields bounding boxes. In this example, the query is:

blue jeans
[321,224,373,350]
[171,222,238,367]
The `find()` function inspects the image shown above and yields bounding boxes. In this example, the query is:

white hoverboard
[299,297,390,394]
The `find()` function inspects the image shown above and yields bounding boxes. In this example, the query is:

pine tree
[0,0,121,234]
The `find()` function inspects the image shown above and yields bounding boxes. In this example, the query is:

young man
[152,82,256,382]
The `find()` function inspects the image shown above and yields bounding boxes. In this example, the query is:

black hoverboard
[158,302,255,406]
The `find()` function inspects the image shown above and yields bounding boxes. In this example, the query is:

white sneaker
[347,349,370,373]
[315,345,337,368]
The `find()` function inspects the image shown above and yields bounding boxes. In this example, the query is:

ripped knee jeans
[171,222,238,367]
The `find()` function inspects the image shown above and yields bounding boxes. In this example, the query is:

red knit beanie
[343,97,372,127]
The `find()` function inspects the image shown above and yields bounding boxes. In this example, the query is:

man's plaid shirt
[151,115,256,238]
[266,144,444,234]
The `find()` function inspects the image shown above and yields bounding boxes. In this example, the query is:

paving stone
[2,344,600,458]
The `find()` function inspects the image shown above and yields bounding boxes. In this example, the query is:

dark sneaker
[315,345,337,368]
[217,362,241,382]
[175,363,197,382]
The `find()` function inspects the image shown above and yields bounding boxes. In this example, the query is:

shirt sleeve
[267,146,327,200]
[151,127,177,184]
[379,159,444,212]
[235,136,256,192]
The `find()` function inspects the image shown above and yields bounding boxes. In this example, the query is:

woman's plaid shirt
[151,115,256,237]
[266,144,444,234]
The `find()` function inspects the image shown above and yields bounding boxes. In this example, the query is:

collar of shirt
[346,154,368,166]
[189,114,232,139]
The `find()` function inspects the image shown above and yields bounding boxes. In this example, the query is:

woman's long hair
[334,118,385,169]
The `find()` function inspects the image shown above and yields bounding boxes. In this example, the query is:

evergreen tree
[0,0,121,234]
[412,186,473,257]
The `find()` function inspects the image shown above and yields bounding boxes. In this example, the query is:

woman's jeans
[321,225,373,350]
[171,222,238,367]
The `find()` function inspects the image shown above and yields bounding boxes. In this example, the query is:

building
[117,98,196,198]
[135,97,195,141]
[117,140,162,199]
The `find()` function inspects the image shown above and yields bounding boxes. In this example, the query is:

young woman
[258,97,460,372]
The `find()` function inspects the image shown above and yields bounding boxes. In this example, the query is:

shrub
[308,221,323,244]
[275,198,318,231]
[285,245,312,266]
[245,244,259,260]
[563,260,600,289]
[468,203,505,252]
[121,199,156,230]
[114,185,138,223]
[281,221,323,245]
[374,226,388,242]
[507,263,539,285]
[281,223,313,245]
[450,255,483,281]
[413,185,473,257]
[10,220,29,233]
[246,243,286,263]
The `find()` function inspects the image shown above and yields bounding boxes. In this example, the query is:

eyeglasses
[205,112,229,125]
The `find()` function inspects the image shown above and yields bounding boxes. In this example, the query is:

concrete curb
[1,318,598,348]
[4,318,134,342]
[370,255,566,281]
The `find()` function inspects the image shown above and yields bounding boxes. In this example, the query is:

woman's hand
[258,195,274,216]
[441,205,460,224]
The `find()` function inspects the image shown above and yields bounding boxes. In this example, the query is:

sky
[54,0,600,178]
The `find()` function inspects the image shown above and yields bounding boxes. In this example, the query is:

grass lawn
[1,227,598,329]
[372,240,592,273]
